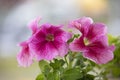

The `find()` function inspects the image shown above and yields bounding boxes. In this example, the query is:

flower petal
[28,17,41,34]
[30,41,58,61]
[69,36,87,52]
[69,17,93,36]
[84,35,115,64]
[83,47,114,64]
[17,41,33,67]
[54,30,72,42]
[31,30,46,43]
[86,23,107,41]
[52,39,69,57]
[29,24,70,61]
[88,35,109,48]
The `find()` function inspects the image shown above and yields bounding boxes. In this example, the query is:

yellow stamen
[46,34,54,41]
[84,38,89,46]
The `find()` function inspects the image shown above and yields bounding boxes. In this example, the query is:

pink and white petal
[69,17,93,29]
[83,47,114,64]
[69,36,87,52]
[45,25,61,35]
[61,32,72,42]
[28,17,41,34]
[38,42,58,61]
[41,25,63,37]
[86,23,107,41]
[55,31,72,42]
[53,41,69,57]
[40,23,51,30]
[31,30,46,43]
[17,42,33,67]
[69,17,93,36]
[18,41,28,47]
[29,40,46,61]
[58,43,69,57]
[89,35,109,48]
[17,51,33,67]
[44,42,59,60]
[109,45,116,51]
[30,41,58,61]
[39,23,52,34]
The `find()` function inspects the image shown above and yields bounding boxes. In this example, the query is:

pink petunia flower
[17,17,71,67]
[69,17,115,64]
[17,41,33,67]
[29,23,71,61]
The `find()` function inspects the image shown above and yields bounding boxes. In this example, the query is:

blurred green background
[0,0,120,80]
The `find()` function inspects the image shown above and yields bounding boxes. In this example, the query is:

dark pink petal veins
[86,23,107,41]
[83,47,114,64]
[69,36,87,52]
[29,24,70,61]
[69,17,115,64]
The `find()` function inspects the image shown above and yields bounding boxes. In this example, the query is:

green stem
[64,55,69,68]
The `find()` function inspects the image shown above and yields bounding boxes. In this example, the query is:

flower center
[46,34,54,41]
[84,38,90,46]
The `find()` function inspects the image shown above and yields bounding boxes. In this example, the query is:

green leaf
[46,71,60,80]
[108,34,117,44]
[111,66,120,77]
[61,68,82,80]
[43,65,52,76]
[53,71,60,80]
[39,60,51,73]
[46,72,54,80]
[85,64,93,72]
[50,59,65,70]
[79,74,94,80]
[36,74,45,80]
[75,53,86,68]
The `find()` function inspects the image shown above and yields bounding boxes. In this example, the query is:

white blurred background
[0,0,120,80]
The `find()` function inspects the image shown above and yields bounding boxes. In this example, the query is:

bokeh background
[0,0,120,80]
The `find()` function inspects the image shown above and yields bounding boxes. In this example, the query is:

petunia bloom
[29,23,71,61]
[17,41,33,67]
[17,17,71,67]
[69,17,115,64]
